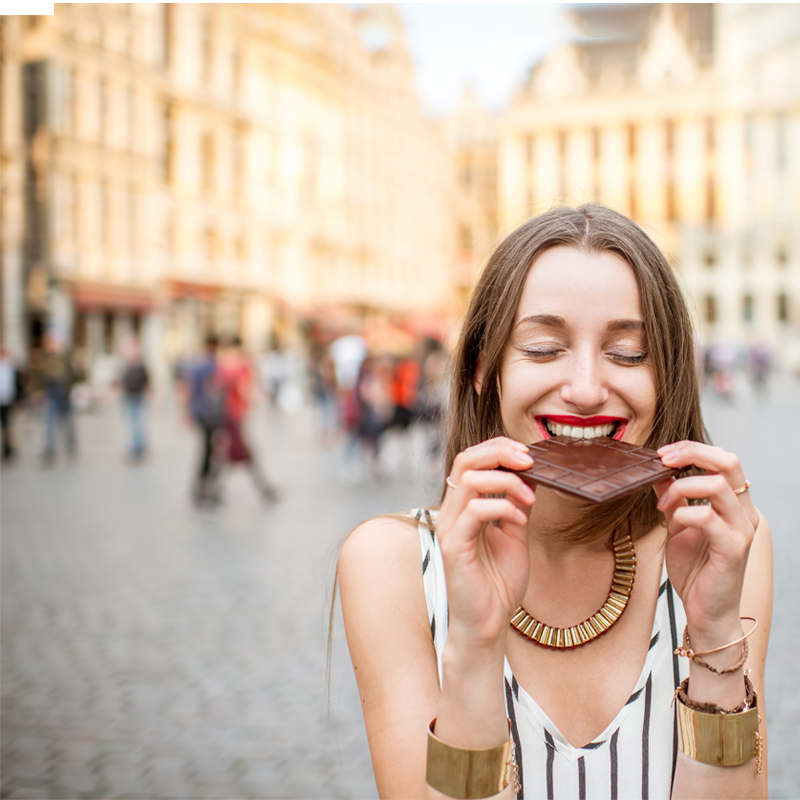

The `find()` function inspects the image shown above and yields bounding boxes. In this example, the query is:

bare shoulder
[338,512,433,645]
[339,513,422,573]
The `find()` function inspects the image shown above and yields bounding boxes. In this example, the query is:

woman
[338,205,771,799]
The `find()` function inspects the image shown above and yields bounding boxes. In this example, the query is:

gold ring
[446,476,458,491]
[733,480,751,496]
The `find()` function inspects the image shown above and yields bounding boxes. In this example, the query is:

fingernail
[513,441,530,452]
[522,482,535,499]
[658,444,675,454]
[515,452,534,465]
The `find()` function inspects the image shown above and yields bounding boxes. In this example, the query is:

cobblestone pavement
[2,377,799,799]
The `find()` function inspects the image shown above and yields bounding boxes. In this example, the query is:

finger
[658,441,758,528]
[456,469,536,507]
[656,474,745,525]
[658,441,742,481]
[450,438,533,483]
[667,505,751,556]
[449,498,529,540]
[651,477,686,506]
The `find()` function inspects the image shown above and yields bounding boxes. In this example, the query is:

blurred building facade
[0,4,453,381]
[3,3,800,378]
[494,3,800,365]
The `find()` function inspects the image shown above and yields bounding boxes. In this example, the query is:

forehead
[517,246,643,323]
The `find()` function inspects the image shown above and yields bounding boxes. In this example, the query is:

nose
[559,353,609,411]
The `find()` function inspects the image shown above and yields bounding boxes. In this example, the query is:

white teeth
[544,421,616,439]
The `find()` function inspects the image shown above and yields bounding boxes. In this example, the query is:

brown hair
[444,203,709,542]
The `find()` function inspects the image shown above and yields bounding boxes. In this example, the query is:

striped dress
[414,509,689,800]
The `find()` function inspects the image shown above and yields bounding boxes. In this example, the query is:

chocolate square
[510,435,687,503]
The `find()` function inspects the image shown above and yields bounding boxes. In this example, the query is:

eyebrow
[515,315,645,332]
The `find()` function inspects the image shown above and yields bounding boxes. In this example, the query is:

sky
[395,3,573,116]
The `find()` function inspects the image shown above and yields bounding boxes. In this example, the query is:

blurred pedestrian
[390,353,421,431]
[353,355,394,476]
[258,338,287,409]
[120,338,150,461]
[218,337,279,501]
[310,344,339,443]
[0,344,22,461]
[185,335,225,505]
[40,330,78,464]
[748,342,771,397]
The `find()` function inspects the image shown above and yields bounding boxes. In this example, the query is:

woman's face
[491,246,657,447]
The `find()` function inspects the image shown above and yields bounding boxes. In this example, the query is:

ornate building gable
[637,4,699,89]
[525,44,589,101]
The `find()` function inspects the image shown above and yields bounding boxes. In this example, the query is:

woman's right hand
[436,437,536,649]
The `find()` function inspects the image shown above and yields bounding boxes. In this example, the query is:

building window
[776,243,788,268]
[666,182,677,222]
[665,119,676,159]
[234,130,246,199]
[459,224,473,252]
[703,250,716,269]
[205,227,218,264]
[705,176,716,222]
[705,116,715,151]
[97,78,106,143]
[101,181,111,245]
[462,162,472,189]
[558,130,567,198]
[236,235,248,262]
[777,293,789,323]
[743,114,754,156]
[627,124,636,159]
[201,10,213,84]
[162,104,174,184]
[776,111,786,170]
[525,134,534,210]
[202,133,215,194]
[163,4,173,67]
[704,295,717,324]
[742,294,754,324]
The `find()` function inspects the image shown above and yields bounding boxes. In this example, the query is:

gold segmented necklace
[510,522,635,649]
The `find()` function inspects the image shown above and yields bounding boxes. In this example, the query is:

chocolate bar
[513,436,686,503]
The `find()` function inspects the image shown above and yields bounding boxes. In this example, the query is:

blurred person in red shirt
[391,354,421,430]
[218,336,279,501]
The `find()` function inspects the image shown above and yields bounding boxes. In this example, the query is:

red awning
[69,281,157,313]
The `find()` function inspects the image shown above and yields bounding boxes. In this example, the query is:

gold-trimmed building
[0,4,454,381]
[495,3,800,365]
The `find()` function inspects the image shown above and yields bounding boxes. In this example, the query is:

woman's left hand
[652,441,759,645]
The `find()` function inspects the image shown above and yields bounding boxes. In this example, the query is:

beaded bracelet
[674,617,758,675]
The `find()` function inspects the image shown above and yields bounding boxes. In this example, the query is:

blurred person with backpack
[184,335,226,505]
[120,338,150,462]
[40,329,78,464]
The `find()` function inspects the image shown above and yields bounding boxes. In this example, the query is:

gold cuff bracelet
[676,677,762,770]
[426,718,517,799]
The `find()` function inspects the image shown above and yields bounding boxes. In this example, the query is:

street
[2,377,799,799]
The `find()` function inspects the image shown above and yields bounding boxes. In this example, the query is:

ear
[474,354,485,395]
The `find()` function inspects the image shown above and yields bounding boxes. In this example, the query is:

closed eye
[609,351,647,365]
[520,347,564,360]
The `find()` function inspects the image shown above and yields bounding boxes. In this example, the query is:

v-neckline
[504,559,669,763]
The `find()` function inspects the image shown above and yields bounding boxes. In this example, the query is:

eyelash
[520,348,647,365]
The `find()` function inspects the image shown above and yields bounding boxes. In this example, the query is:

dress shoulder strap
[414,509,448,685]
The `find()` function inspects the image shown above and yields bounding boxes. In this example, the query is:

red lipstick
[534,415,629,440]
[538,415,625,426]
